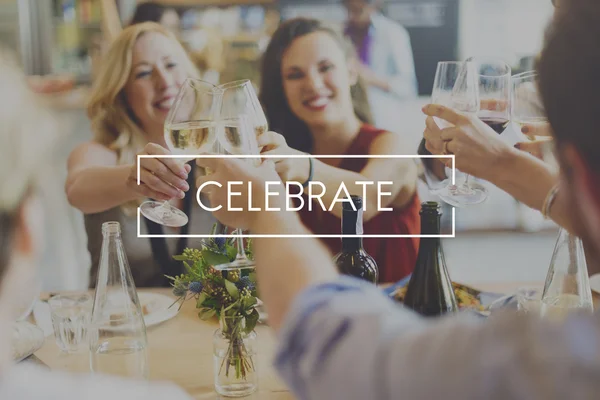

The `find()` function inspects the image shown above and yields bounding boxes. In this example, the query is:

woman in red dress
[257,18,420,283]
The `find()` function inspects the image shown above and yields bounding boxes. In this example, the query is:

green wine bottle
[333,195,379,284]
[403,201,458,316]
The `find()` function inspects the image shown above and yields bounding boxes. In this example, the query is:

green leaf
[183,261,193,273]
[173,255,188,261]
[203,298,219,309]
[225,243,237,261]
[198,308,216,321]
[202,249,230,266]
[223,300,239,313]
[245,309,260,334]
[248,272,257,283]
[242,296,257,309]
[224,279,240,300]
[196,292,207,308]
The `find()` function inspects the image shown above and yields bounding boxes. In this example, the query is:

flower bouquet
[168,225,259,395]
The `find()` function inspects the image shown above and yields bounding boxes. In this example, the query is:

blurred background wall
[0,0,559,291]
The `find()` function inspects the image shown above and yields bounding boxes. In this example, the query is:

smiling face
[281,31,358,130]
[123,31,188,140]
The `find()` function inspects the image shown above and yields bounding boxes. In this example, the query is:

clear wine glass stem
[463,174,472,188]
[234,229,249,261]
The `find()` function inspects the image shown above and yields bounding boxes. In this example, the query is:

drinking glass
[212,115,260,271]
[511,71,557,164]
[140,79,223,227]
[210,80,265,271]
[476,59,511,134]
[429,61,482,207]
[48,293,92,353]
[511,71,548,140]
[218,79,268,139]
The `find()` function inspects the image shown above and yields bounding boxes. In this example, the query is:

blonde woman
[0,48,192,399]
[66,22,217,288]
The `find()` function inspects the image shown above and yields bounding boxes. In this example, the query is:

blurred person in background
[342,0,418,132]
[258,18,420,283]
[130,1,181,36]
[66,23,217,288]
[196,2,600,398]
[0,49,192,399]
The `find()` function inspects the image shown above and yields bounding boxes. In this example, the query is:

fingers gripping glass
[429,61,484,207]
[140,79,223,227]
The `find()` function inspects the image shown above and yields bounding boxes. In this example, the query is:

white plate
[138,292,180,328]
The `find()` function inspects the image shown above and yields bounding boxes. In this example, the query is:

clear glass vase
[213,315,258,397]
[540,228,594,322]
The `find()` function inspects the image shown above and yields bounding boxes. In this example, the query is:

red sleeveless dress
[298,124,421,283]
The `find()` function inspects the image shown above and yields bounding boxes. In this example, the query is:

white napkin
[32,301,54,337]
[11,321,45,362]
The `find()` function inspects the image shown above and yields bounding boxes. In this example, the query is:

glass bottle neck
[342,208,364,251]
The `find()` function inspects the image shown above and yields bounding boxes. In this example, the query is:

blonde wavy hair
[87,22,200,166]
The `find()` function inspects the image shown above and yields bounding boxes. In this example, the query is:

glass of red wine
[476,59,512,134]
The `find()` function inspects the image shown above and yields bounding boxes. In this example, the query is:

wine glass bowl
[511,71,548,140]
[218,79,268,139]
[139,79,223,228]
[476,59,511,135]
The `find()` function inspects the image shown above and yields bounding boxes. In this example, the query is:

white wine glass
[429,61,483,207]
[511,71,549,139]
[213,115,260,271]
[140,78,223,227]
[218,79,268,140]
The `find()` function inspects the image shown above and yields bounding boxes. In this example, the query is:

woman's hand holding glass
[256,131,310,183]
[127,142,191,201]
[422,104,514,182]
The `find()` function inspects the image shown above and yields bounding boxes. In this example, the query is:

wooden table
[33,282,533,399]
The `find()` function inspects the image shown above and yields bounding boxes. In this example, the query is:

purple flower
[236,276,255,292]
[189,281,204,294]
[214,237,226,250]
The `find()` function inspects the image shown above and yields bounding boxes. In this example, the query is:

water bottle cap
[102,221,121,235]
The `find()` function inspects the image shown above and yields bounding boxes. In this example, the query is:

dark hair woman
[257,18,421,283]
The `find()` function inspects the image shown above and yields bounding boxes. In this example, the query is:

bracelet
[302,157,314,188]
[541,183,560,219]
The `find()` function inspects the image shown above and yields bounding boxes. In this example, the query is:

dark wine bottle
[333,195,379,284]
[403,202,458,316]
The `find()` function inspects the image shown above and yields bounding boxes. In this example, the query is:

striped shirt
[274,276,600,400]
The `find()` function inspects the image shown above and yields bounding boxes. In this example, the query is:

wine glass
[429,61,482,207]
[210,80,266,270]
[140,78,223,227]
[212,115,260,271]
[218,79,268,139]
[511,71,548,139]
[511,71,556,164]
[476,59,511,134]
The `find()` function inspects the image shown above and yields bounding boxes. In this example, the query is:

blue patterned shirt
[274,276,600,400]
